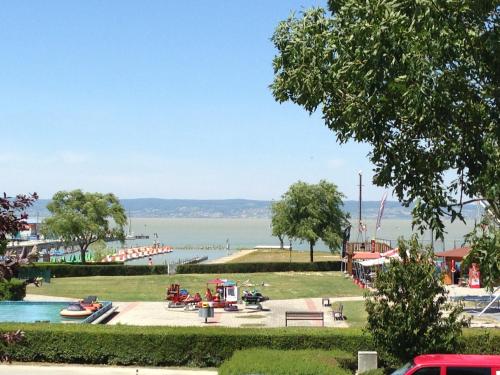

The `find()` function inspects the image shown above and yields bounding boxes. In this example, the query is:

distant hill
[26,198,481,220]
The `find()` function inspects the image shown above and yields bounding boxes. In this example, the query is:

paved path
[0,364,216,375]
[204,249,257,264]
[109,297,360,327]
[25,294,75,302]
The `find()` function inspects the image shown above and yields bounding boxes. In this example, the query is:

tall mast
[358,171,362,228]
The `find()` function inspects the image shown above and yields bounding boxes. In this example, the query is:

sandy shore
[204,249,258,264]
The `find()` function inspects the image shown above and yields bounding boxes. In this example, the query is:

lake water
[108,218,475,264]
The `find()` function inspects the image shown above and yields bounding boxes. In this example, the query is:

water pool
[0,301,112,323]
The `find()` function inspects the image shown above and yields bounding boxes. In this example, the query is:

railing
[165,256,208,274]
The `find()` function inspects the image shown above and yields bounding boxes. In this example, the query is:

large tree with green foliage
[271,1,499,236]
[366,237,468,364]
[275,180,348,262]
[271,200,289,249]
[42,190,127,263]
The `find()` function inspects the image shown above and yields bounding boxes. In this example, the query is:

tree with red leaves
[0,192,38,280]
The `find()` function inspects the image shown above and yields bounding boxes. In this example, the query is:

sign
[468,263,481,288]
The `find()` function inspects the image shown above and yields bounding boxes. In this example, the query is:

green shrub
[0,324,495,368]
[23,263,170,278]
[177,261,341,274]
[0,324,369,367]
[0,278,26,301]
[218,349,353,375]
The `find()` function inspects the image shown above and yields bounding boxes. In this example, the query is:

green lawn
[232,249,340,263]
[340,301,368,328]
[28,272,364,301]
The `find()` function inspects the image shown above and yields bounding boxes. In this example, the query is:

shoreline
[204,249,258,264]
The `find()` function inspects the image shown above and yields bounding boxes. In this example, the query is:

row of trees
[271,180,349,262]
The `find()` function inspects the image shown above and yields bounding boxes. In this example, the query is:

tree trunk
[278,235,284,249]
[309,242,314,263]
[80,245,87,264]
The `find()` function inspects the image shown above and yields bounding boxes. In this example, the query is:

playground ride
[241,289,269,311]
[165,283,202,308]
[242,290,269,304]
[60,296,104,318]
[198,278,239,309]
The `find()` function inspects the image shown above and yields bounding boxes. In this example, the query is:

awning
[435,247,471,259]
[353,252,381,260]
[359,257,391,267]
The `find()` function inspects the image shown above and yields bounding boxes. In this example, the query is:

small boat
[60,303,93,318]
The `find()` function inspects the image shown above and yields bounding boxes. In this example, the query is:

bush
[177,261,342,274]
[366,237,467,365]
[0,325,369,367]
[218,349,353,375]
[0,324,496,368]
[23,263,170,278]
[0,279,26,301]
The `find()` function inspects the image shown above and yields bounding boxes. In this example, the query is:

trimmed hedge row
[0,324,498,368]
[22,264,170,278]
[0,278,26,301]
[21,261,342,277]
[177,261,342,274]
[0,325,369,367]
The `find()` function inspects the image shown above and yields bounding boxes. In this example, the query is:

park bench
[285,311,324,327]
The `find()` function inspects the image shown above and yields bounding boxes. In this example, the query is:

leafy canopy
[42,190,127,262]
[0,192,38,255]
[365,237,468,364]
[273,180,349,262]
[271,0,499,236]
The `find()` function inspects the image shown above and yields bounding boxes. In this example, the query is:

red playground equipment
[197,278,239,309]
[166,283,201,308]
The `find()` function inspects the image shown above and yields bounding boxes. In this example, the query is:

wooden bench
[285,311,324,327]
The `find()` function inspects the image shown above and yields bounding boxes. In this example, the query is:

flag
[376,191,388,232]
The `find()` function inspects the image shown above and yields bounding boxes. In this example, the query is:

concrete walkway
[109,297,361,328]
[0,364,216,375]
[204,249,257,264]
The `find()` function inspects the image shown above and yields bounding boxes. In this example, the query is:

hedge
[20,261,342,277]
[218,349,354,375]
[21,263,171,278]
[0,324,497,368]
[0,278,26,301]
[177,261,342,274]
[0,325,369,367]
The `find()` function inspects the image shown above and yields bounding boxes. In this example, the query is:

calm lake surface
[113,218,475,265]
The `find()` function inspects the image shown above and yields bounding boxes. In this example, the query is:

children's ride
[242,290,269,304]
[166,283,201,308]
[197,278,239,309]
[60,296,103,318]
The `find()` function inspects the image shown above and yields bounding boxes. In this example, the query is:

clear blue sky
[1,1,389,201]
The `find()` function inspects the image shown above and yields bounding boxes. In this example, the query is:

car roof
[415,354,500,366]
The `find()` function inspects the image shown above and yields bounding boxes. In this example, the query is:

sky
[0,1,390,201]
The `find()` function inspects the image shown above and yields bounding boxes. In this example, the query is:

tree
[271,200,289,249]
[271,1,499,236]
[0,192,38,255]
[463,216,499,292]
[0,192,38,281]
[42,190,127,264]
[365,237,468,364]
[277,180,348,262]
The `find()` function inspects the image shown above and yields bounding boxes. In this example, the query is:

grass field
[340,301,368,328]
[231,249,340,263]
[28,271,364,301]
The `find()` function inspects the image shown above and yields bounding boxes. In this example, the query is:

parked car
[392,354,500,375]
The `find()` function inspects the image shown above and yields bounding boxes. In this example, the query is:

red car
[392,354,500,375]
